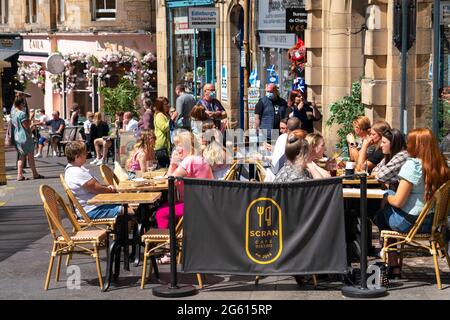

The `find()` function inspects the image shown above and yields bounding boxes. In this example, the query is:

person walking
[254,83,288,142]
[10,98,44,180]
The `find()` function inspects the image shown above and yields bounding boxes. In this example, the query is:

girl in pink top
[125,131,155,178]
[156,131,213,229]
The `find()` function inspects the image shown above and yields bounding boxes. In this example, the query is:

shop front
[18,34,54,115]
[54,33,156,118]
[166,0,217,105]
[256,0,305,101]
[0,33,22,113]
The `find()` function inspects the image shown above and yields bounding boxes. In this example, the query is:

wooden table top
[116,180,169,192]
[342,188,386,199]
[142,169,168,179]
[87,192,162,205]
[342,179,381,185]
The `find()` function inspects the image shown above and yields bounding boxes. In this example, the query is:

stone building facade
[1,0,156,117]
[157,0,433,149]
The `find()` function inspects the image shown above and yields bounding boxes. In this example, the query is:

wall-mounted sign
[221,65,228,102]
[285,2,307,34]
[258,0,286,31]
[23,38,51,53]
[188,7,219,29]
[259,33,297,49]
[174,16,195,35]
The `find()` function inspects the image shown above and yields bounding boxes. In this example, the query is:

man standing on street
[254,83,288,142]
[173,84,196,130]
[198,83,227,130]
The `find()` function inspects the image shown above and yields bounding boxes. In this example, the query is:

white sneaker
[52,151,57,157]
[34,153,42,158]
[90,158,100,165]
[96,159,105,166]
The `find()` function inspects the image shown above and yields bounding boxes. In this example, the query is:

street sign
[188,7,219,29]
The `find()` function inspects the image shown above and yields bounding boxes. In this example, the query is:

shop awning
[0,50,20,61]
[18,55,48,63]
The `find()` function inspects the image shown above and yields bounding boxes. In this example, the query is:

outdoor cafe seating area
[36,130,450,297]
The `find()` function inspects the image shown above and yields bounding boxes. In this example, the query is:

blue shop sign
[167,0,215,8]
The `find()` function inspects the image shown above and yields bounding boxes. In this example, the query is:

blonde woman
[305,133,331,179]
[346,116,371,162]
[125,130,156,178]
[203,132,231,180]
[156,130,213,229]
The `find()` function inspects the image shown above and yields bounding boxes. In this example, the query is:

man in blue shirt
[254,83,288,142]
[198,83,227,130]
[46,111,65,156]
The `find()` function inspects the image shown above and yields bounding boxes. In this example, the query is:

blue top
[398,158,426,216]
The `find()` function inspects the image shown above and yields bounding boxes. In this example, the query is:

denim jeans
[375,190,433,233]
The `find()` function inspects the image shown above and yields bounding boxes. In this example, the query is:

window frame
[0,0,8,24]
[25,0,37,24]
[92,0,117,21]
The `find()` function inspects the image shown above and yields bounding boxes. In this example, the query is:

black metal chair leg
[150,256,160,279]
[103,240,118,292]
[113,245,121,280]
[134,223,143,267]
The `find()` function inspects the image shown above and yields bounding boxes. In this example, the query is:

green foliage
[326,81,365,149]
[440,98,450,139]
[99,78,139,118]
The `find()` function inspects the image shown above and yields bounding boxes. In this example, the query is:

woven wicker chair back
[59,174,92,224]
[100,164,119,187]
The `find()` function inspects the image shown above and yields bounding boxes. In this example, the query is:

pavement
[0,146,450,300]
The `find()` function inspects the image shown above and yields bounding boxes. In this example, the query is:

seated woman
[305,133,331,179]
[346,115,371,162]
[190,103,210,138]
[356,120,391,173]
[202,129,231,180]
[372,128,408,191]
[274,129,312,182]
[64,141,121,219]
[90,112,111,166]
[155,131,213,229]
[125,130,156,179]
[374,128,450,276]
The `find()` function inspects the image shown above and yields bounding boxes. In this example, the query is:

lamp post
[243,0,249,130]
[432,0,440,137]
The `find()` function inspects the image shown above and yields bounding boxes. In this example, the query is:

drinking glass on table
[147,160,158,172]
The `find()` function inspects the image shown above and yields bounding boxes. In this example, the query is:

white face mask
[266,92,274,99]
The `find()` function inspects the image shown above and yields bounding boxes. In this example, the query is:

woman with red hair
[376,128,450,233]
[375,128,450,278]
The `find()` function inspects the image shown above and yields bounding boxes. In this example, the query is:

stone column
[0,61,10,185]
[156,2,168,99]
[362,0,432,130]
[305,0,367,150]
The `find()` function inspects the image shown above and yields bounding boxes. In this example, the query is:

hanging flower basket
[98,51,139,87]
[16,62,46,92]
[140,52,157,103]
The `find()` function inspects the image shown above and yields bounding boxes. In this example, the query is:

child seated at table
[125,130,156,179]
[64,141,122,219]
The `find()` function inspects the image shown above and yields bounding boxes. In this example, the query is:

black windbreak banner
[182,178,347,275]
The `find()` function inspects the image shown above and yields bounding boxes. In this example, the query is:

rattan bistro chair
[99,164,120,187]
[140,217,204,289]
[39,185,108,290]
[60,174,117,234]
[380,180,450,289]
